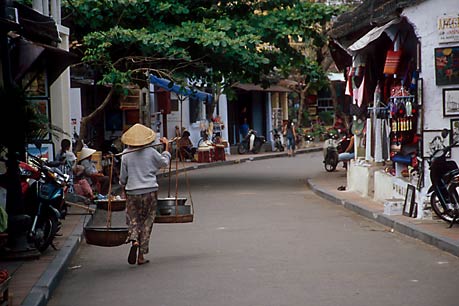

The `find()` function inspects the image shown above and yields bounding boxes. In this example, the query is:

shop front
[330,0,459,219]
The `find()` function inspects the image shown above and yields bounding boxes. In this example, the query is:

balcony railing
[32,0,61,24]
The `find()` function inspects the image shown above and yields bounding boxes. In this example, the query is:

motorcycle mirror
[441,128,450,139]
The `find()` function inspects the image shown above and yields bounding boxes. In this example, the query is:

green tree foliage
[65,0,343,86]
[64,0,345,142]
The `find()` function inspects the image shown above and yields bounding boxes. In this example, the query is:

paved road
[48,152,459,306]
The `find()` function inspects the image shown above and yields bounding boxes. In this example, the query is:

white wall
[50,24,71,153]
[403,0,459,188]
[69,87,82,139]
[403,0,459,131]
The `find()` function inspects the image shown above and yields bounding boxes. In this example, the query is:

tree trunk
[296,84,310,127]
[75,87,115,152]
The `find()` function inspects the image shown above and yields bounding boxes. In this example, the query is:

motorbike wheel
[430,191,455,223]
[324,153,338,172]
[237,143,248,154]
[252,139,264,154]
[276,142,284,152]
[32,214,58,252]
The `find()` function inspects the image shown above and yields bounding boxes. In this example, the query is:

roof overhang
[233,83,291,93]
[11,38,79,85]
[14,2,61,46]
[348,18,401,53]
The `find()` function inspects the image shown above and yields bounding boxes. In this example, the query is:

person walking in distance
[119,124,171,265]
[283,120,297,157]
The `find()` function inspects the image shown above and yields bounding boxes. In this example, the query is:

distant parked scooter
[323,131,340,172]
[238,129,266,154]
[271,129,284,152]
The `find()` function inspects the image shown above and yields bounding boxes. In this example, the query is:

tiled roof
[329,0,427,45]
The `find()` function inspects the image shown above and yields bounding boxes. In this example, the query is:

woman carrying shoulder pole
[119,124,171,265]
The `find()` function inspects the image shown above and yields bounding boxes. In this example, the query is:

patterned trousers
[125,191,157,255]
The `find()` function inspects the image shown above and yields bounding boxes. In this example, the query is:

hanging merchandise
[383,31,408,75]
[352,117,365,137]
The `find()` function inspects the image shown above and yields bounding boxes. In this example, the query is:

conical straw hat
[78,147,96,161]
[121,123,156,146]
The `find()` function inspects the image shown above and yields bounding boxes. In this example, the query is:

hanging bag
[383,32,403,75]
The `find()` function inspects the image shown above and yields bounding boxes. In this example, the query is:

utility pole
[0,0,13,88]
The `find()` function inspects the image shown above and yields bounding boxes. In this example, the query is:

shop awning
[348,18,401,52]
[11,38,79,85]
[149,75,213,104]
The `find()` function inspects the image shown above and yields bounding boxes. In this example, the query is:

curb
[307,179,459,257]
[21,145,322,306]
[21,216,91,306]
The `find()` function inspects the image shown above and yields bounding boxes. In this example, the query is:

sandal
[137,259,150,265]
[128,244,138,265]
[337,185,346,191]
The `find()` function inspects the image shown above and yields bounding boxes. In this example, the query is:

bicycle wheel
[237,143,248,154]
[430,191,454,222]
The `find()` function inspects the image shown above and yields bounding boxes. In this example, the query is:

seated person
[338,135,355,168]
[77,147,110,196]
[57,139,78,193]
[178,131,196,161]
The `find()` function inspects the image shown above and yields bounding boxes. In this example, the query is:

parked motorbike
[427,130,459,227]
[25,155,69,251]
[238,129,266,154]
[271,129,284,152]
[323,131,340,172]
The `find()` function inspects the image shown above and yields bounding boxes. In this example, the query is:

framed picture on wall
[26,143,55,161]
[451,118,459,147]
[435,46,459,86]
[423,130,451,159]
[443,88,459,117]
[403,184,416,218]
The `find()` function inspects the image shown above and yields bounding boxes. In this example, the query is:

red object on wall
[156,88,171,114]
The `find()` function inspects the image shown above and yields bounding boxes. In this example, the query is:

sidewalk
[307,169,459,257]
[2,143,459,306]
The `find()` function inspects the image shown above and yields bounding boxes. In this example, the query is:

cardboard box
[384,199,404,215]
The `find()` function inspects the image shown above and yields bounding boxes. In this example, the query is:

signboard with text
[438,15,459,44]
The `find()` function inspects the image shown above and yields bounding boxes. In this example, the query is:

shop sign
[438,15,459,44]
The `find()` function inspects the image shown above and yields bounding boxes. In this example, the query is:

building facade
[330,0,459,218]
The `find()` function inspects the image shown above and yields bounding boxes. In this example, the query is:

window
[189,96,201,123]
[317,97,334,112]
[171,98,179,112]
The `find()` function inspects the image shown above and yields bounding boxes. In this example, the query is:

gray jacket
[119,146,171,195]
